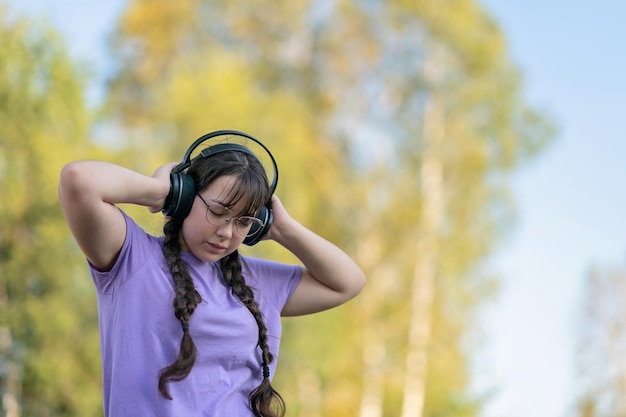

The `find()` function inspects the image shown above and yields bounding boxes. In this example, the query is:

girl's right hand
[148,162,179,213]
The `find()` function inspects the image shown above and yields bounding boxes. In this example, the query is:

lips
[207,242,226,252]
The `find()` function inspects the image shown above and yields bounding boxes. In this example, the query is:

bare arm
[58,161,173,271]
[267,196,366,316]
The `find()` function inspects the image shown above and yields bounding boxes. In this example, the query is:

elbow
[346,270,367,300]
[356,270,367,294]
[59,161,91,201]
[59,162,79,195]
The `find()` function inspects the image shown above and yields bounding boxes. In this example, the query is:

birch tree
[400,42,446,417]
[574,265,626,417]
[104,1,554,415]
[0,9,103,416]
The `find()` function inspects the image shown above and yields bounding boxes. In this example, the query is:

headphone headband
[172,130,278,194]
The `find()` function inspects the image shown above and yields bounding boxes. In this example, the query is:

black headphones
[161,130,278,246]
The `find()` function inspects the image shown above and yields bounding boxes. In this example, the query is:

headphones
[161,130,278,246]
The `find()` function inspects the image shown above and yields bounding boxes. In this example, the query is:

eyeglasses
[195,194,264,238]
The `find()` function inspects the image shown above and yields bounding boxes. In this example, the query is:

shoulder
[239,255,302,308]
[240,256,301,279]
[114,211,163,263]
[90,210,164,291]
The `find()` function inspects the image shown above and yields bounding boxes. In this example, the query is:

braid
[220,251,286,417]
[158,217,203,400]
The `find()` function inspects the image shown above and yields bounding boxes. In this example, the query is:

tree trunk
[358,238,387,417]
[297,366,322,417]
[400,43,445,417]
[0,279,21,417]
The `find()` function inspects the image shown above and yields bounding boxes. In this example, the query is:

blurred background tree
[573,265,626,417]
[0,7,106,417]
[0,0,556,416]
[104,1,554,416]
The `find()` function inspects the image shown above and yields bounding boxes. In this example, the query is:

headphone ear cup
[243,204,273,246]
[162,173,196,219]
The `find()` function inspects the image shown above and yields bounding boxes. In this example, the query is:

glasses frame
[195,194,264,238]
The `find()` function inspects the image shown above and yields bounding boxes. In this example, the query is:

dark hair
[158,151,285,416]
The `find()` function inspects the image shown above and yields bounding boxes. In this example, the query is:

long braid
[158,217,203,400]
[220,251,286,417]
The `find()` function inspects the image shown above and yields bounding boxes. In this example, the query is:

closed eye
[236,217,254,227]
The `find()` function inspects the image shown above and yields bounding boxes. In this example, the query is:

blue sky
[476,1,626,416]
[6,1,626,416]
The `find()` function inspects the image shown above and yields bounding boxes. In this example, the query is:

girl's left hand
[263,194,292,242]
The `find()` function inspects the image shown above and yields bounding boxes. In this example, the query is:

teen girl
[58,131,366,417]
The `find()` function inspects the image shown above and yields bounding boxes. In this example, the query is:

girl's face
[179,175,250,262]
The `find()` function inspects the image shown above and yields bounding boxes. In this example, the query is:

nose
[216,219,235,239]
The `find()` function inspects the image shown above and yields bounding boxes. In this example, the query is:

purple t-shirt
[89,212,302,416]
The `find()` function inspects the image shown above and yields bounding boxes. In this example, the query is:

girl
[58,133,366,417]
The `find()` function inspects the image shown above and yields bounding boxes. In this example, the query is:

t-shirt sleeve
[89,211,160,295]
[241,257,302,313]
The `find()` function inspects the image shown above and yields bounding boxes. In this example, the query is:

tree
[0,8,103,416]
[573,264,626,417]
[104,1,554,415]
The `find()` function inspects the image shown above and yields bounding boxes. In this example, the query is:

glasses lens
[236,217,264,237]
[205,204,229,227]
